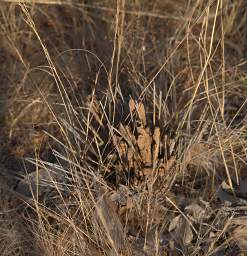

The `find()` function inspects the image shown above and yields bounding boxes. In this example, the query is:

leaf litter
[0,97,245,256]
[85,96,247,255]
[3,95,247,255]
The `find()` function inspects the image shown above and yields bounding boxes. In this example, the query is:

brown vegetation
[0,0,247,255]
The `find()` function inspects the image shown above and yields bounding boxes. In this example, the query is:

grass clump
[0,1,247,255]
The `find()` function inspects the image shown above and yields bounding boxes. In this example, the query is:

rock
[15,163,67,198]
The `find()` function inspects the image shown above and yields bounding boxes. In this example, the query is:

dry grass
[0,0,247,255]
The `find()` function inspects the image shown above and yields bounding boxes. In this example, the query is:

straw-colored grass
[0,0,247,255]
[2,0,71,4]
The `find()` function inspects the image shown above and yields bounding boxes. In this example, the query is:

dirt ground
[1,1,247,255]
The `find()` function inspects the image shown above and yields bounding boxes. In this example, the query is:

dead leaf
[119,123,136,147]
[137,102,147,126]
[232,217,247,251]
[137,127,152,166]
[183,222,193,245]
[112,132,128,162]
[119,141,128,159]
[153,127,160,167]
[112,134,119,148]
[95,188,129,254]
[127,147,135,169]
[169,215,182,232]
[169,215,193,245]
[185,203,207,222]
[129,98,136,114]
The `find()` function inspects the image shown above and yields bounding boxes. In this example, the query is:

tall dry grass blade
[2,0,72,4]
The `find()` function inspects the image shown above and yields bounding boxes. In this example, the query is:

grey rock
[15,163,68,198]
